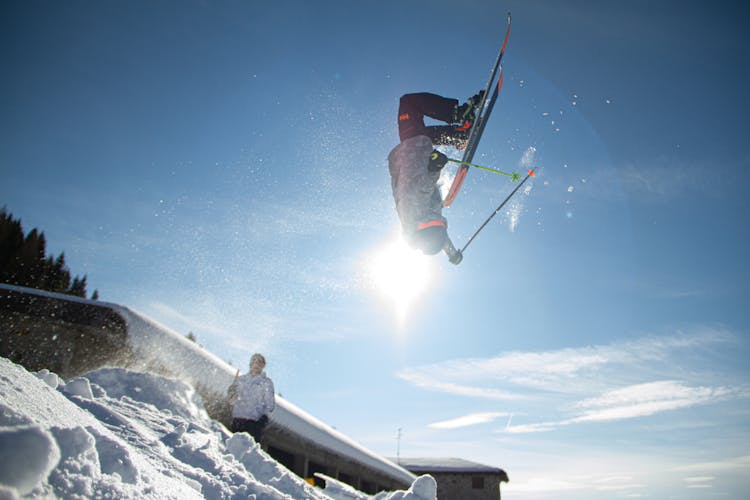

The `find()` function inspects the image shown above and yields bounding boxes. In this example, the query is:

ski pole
[461,168,536,254]
[447,159,520,182]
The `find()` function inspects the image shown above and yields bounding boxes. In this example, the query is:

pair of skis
[443,13,537,255]
[443,12,512,208]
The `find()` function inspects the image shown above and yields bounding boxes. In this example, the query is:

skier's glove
[429,150,449,172]
[448,249,463,265]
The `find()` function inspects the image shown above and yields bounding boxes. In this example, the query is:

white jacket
[230,372,275,421]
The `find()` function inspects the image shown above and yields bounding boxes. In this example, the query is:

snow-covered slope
[0,356,437,499]
[0,284,417,488]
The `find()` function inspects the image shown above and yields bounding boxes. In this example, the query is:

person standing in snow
[227,353,275,443]
[388,91,484,265]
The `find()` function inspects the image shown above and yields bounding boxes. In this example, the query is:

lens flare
[367,239,433,323]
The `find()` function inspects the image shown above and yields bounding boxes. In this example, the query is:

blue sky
[2,0,749,498]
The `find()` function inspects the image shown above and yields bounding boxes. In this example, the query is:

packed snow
[0,356,436,499]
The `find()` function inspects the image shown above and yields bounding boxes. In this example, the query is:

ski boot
[452,90,485,132]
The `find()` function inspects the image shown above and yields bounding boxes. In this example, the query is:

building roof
[391,457,508,478]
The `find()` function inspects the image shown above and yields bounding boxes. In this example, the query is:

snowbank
[0,356,435,499]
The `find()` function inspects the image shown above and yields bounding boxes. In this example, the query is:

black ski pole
[461,168,536,254]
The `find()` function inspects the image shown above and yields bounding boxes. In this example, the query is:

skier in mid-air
[388,91,483,265]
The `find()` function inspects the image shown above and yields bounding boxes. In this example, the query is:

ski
[460,167,535,254]
[443,12,511,207]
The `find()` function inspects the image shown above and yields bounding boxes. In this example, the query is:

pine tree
[0,208,24,284]
[0,208,97,298]
[70,275,87,297]
[20,228,45,287]
[49,253,71,294]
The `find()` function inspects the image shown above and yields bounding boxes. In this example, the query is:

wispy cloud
[397,327,734,396]
[505,380,734,433]
[429,412,511,429]
[571,380,732,423]
[671,455,750,473]
[683,476,714,489]
[398,327,745,433]
[398,372,525,401]
[507,472,646,496]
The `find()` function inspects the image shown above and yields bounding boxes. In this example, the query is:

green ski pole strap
[446,158,520,182]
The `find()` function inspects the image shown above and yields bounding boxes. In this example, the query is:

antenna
[397,428,402,464]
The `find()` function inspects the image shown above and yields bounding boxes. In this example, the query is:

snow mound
[378,475,437,500]
[0,425,60,495]
[0,357,434,499]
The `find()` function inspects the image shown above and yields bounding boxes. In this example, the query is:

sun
[366,239,433,322]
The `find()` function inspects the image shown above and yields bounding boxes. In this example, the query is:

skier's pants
[398,93,459,142]
[231,415,269,443]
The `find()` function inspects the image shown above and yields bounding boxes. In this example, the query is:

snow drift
[0,356,436,499]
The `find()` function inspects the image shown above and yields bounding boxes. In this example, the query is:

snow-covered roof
[390,457,505,475]
[111,303,416,485]
[271,396,416,484]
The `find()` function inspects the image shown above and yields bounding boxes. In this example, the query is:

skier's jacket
[388,135,446,247]
[229,372,275,421]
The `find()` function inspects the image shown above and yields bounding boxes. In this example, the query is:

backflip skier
[388,91,483,265]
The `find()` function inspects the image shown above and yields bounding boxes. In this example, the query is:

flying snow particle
[567,185,574,193]
[520,147,536,167]
[508,204,521,232]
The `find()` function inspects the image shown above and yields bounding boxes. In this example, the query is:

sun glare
[367,239,433,322]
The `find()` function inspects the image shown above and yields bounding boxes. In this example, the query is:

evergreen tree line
[0,208,98,299]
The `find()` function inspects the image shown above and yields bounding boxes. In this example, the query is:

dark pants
[231,415,269,443]
[398,92,460,145]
